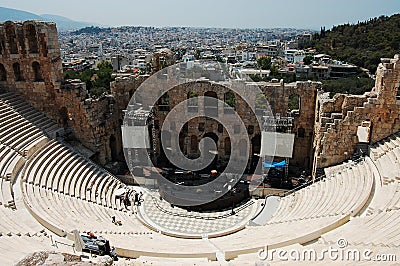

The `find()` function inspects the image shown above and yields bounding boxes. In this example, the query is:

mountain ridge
[0,7,100,31]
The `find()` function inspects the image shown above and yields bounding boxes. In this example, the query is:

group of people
[120,189,144,209]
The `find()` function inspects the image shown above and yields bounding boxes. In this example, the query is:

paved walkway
[138,191,258,237]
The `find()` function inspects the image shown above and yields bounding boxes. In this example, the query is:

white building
[285,49,306,64]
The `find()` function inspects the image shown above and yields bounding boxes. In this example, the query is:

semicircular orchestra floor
[137,190,259,238]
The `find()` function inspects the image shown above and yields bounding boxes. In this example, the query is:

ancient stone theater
[0,21,399,265]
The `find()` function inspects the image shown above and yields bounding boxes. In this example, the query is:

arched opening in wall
[5,23,18,54]
[251,134,261,172]
[203,132,219,169]
[224,137,231,156]
[288,94,301,116]
[198,122,205,132]
[26,24,39,54]
[59,107,69,127]
[217,123,223,133]
[190,135,199,155]
[0,64,6,81]
[179,134,185,156]
[157,130,172,168]
[255,93,268,115]
[239,138,249,172]
[161,130,171,150]
[247,125,254,135]
[298,127,305,138]
[224,91,236,114]
[204,91,218,117]
[16,28,26,54]
[158,92,170,112]
[13,63,23,81]
[239,139,248,157]
[187,91,198,112]
[32,61,43,81]
[177,123,188,156]
[110,135,118,161]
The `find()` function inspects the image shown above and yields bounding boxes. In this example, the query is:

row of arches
[255,93,301,114]
[1,23,39,55]
[158,90,301,117]
[161,130,258,158]
[157,91,238,119]
[158,91,237,109]
[0,62,43,82]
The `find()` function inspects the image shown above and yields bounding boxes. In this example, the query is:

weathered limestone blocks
[314,55,400,169]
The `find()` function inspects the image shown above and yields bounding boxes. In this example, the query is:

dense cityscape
[60,26,358,82]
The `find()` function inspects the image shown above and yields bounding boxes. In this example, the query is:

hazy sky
[0,0,399,29]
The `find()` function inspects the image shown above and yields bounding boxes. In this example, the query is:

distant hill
[40,14,95,31]
[0,7,100,31]
[301,14,400,72]
[0,6,42,21]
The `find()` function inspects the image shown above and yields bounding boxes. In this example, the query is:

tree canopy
[256,56,272,70]
[63,61,114,98]
[300,14,400,73]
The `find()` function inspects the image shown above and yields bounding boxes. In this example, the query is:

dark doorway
[110,135,118,161]
[251,134,262,173]
[204,91,218,117]
[203,132,219,170]
[0,64,6,81]
[59,107,68,127]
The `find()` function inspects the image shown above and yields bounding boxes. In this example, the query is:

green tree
[270,64,279,76]
[92,61,113,92]
[63,61,114,98]
[224,92,236,108]
[322,76,374,96]
[303,55,313,65]
[302,14,400,72]
[257,56,272,70]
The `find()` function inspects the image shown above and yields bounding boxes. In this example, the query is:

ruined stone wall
[0,21,63,116]
[313,55,400,169]
[110,74,148,119]
[55,80,121,164]
[0,21,124,165]
[111,77,320,171]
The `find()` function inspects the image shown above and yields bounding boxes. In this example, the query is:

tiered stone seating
[0,199,45,237]
[367,134,400,213]
[0,92,60,140]
[22,184,152,236]
[266,159,373,224]
[22,140,122,209]
[313,133,400,250]
[0,235,74,265]
[208,214,348,260]
[321,209,400,247]
[0,107,48,157]
[0,143,25,208]
[20,139,154,239]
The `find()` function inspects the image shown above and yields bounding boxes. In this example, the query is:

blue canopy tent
[263,160,286,169]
